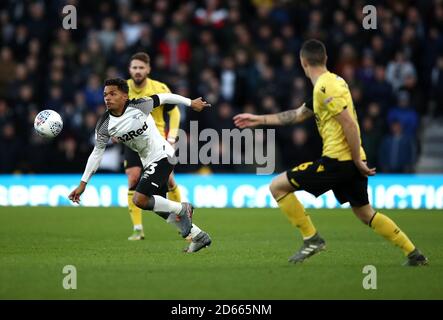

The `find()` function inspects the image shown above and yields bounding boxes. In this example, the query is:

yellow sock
[167,184,181,202]
[128,190,142,227]
[370,212,415,255]
[277,193,316,239]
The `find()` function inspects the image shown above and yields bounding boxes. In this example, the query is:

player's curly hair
[104,78,129,94]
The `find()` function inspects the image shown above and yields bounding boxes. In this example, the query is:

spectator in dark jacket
[379,121,416,173]
[387,91,419,137]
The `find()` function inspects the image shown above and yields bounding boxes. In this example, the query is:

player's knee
[167,174,176,188]
[269,174,294,200]
[352,205,374,225]
[133,194,155,210]
[132,193,142,209]
[132,193,145,209]
[269,179,283,200]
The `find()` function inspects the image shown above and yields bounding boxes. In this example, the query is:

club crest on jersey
[324,97,333,104]
[117,122,148,142]
[132,113,144,121]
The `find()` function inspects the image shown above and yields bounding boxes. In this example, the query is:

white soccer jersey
[81,93,191,183]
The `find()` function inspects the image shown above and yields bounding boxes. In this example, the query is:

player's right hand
[233,113,262,129]
[167,135,178,146]
[355,160,376,177]
[190,97,211,112]
[68,183,86,204]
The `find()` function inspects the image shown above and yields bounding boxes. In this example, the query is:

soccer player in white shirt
[68,78,212,252]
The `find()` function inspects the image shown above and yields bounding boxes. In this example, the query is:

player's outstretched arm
[68,146,105,204]
[154,93,211,112]
[233,103,313,128]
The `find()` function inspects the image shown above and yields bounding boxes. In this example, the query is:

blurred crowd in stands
[1,0,443,174]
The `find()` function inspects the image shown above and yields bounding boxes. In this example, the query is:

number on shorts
[145,163,158,175]
[292,161,313,172]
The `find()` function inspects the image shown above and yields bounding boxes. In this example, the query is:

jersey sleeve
[94,112,111,149]
[129,97,156,115]
[130,94,191,115]
[162,83,176,112]
[320,78,349,116]
[81,113,110,183]
[80,147,105,183]
[156,93,191,107]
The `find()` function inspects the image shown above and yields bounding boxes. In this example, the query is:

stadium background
[1,0,443,301]
[1,0,443,208]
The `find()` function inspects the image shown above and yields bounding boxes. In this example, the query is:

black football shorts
[286,157,369,207]
[136,157,175,197]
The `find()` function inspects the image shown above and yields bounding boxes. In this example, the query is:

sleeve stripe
[128,97,154,115]
[97,118,109,135]
[150,94,160,108]
[95,111,110,132]
[95,113,110,149]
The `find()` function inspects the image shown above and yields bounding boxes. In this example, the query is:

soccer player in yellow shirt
[234,39,427,266]
[125,52,182,240]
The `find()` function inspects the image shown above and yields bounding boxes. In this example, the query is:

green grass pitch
[0,206,442,299]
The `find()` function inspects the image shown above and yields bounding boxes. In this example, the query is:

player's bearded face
[129,60,150,85]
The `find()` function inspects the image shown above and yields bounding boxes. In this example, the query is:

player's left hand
[191,97,211,112]
[355,160,376,177]
[68,182,86,204]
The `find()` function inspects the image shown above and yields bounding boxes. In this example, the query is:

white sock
[153,195,182,214]
[166,216,201,239]
[189,224,202,239]
[133,224,143,231]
